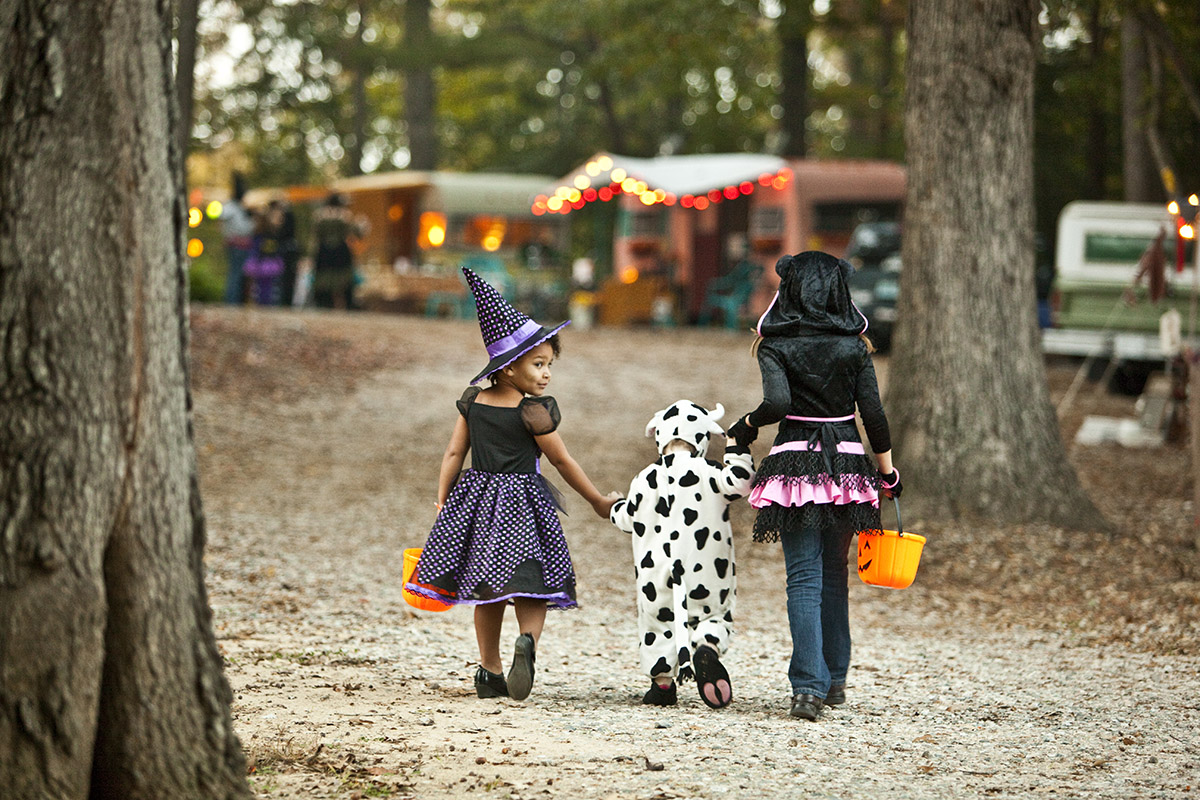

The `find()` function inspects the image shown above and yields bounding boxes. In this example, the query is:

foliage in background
[188,0,906,182]
[1036,0,1200,241]
[187,0,1200,244]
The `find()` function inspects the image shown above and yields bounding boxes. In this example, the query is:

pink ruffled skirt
[750,440,879,510]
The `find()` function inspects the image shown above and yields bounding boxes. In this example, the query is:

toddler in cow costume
[609,401,756,708]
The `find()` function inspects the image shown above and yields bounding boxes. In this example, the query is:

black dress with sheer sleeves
[407,387,577,608]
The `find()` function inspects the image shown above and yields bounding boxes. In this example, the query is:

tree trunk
[891,0,1108,530]
[875,8,899,159]
[347,0,369,177]
[1137,6,1200,127]
[777,0,811,158]
[405,0,438,170]
[1121,13,1157,202]
[0,2,249,798]
[1084,2,1109,199]
[175,0,200,172]
[597,77,628,155]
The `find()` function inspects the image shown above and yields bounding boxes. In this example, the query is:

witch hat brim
[471,319,570,385]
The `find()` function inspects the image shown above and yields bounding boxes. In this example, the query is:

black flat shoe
[507,633,536,701]
[826,683,846,706]
[789,693,824,720]
[475,666,509,698]
[692,646,732,709]
[642,682,678,706]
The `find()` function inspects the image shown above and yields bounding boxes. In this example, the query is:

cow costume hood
[645,400,726,457]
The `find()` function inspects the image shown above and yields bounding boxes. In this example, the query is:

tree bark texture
[0,1,249,798]
[892,0,1107,530]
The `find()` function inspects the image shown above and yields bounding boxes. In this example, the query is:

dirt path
[193,307,1200,799]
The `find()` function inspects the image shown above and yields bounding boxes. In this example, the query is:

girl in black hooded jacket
[727,251,901,722]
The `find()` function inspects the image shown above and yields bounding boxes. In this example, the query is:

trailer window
[1084,232,1193,264]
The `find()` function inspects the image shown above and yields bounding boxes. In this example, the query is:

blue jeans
[780,525,853,699]
[224,246,250,305]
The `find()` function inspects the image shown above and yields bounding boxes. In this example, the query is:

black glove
[879,469,903,499]
[727,415,758,448]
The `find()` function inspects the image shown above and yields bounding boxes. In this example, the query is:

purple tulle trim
[404,582,577,609]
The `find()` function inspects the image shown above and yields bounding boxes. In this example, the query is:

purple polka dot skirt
[409,469,578,609]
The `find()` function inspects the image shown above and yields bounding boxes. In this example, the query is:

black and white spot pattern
[610,400,755,681]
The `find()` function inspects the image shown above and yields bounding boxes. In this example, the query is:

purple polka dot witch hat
[464,267,569,385]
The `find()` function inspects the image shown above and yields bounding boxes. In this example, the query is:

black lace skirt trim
[752,450,882,494]
[752,501,882,544]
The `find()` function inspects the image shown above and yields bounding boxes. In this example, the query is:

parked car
[844,222,902,351]
[843,222,1054,354]
[1043,201,1195,394]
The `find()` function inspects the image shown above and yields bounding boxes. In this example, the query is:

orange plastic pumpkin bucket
[857,498,925,589]
[402,548,453,611]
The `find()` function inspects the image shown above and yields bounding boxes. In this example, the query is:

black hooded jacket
[746,252,891,454]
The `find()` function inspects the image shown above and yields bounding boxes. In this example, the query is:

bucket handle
[888,495,905,537]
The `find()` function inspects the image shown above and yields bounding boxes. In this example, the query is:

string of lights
[532,155,793,216]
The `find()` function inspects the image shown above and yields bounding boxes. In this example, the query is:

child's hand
[727,416,758,448]
[592,491,623,519]
[879,469,903,499]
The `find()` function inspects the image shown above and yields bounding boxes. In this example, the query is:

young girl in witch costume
[407,267,618,702]
[727,251,902,722]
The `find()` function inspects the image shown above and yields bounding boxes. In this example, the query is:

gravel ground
[192,307,1200,799]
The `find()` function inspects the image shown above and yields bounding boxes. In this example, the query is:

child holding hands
[609,400,755,709]
[727,251,901,721]
[407,268,617,701]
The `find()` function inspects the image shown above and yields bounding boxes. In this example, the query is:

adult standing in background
[310,193,366,310]
[220,172,255,305]
[273,199,302,308]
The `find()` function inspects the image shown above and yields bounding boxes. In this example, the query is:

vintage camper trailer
[541,153,905,325]
[330,171,569,313]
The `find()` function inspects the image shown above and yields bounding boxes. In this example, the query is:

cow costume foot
[642,681,678,706]
[693,646,732,709]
